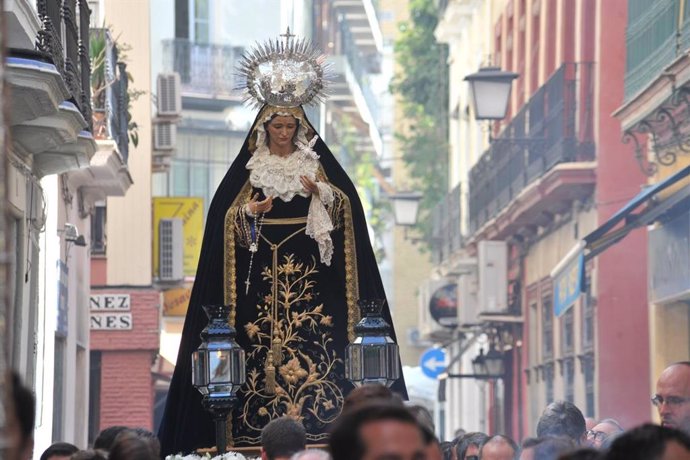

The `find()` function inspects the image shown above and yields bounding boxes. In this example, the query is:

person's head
[93,425,129,451]
[265,114,299,151]
[456,432,489,460]
[556,448,602,460]
[655,362,690,434]
[108,432,157,460]
[290,449,332,460]
[531,436,576,460]
[343,384,402,412]
[606,423,690,460]
[585,418,623,449]
[9,372,35,460]
[261,416,306,460]
[440,441,457,460]
[328,401,426,460]
[40,442,79,460]
[518,437,541,460]
[479,435,517,460]
[70,450,108,460]
[584,418,597,431]
[128,427,161,458]
[536,401,587,444]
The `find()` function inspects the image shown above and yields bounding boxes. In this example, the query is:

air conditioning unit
[457,270,479,327]
[159,218,184,282]
[157,73,181,116]
[153,121,176,151]
[477,240,508,313]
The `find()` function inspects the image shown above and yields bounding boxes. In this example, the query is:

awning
[549,165,690,316]
[584,165,690,259]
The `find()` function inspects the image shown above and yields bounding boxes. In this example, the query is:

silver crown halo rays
[236,28,331,109]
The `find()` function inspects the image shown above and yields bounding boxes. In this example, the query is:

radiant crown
[237,28,330,109]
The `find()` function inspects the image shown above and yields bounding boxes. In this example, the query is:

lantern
[345,299,401,387]
[191,304,246,454]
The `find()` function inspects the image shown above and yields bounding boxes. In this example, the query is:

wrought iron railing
[468,62,595,234]
[91,29,130,163]
[162,39,243,97]
[431,183,462,264]
[36,0,92,130]
[624,0,690,100]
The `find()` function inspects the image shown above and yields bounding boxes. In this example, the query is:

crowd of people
[7,361,690,459]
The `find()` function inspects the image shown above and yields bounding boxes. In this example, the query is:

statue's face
[266,115,298,151]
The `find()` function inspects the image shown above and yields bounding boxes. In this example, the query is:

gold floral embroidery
[225,181,254,326]
[237,253,344,444]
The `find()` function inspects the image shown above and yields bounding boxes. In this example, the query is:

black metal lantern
[345,299,401,387]
[471,346,505,379]
[464,66,519,120]
[484,346,505,377]
[192,304,246,454]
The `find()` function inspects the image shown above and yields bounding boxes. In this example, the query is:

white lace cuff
[315,181,334,206]
[306,183,334,266]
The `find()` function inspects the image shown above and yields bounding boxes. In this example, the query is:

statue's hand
[246,193,273,215]
[300,176,319,195]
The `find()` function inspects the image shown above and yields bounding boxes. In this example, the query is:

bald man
[654,362,690,435]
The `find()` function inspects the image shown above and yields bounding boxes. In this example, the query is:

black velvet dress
[158,106,407,455]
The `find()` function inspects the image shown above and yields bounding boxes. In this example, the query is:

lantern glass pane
[230,347,246,387]
[192,350,209,394]
[209,349,231,384]
[485,356,504,377]
[471,79,513,120]
[472,359,486,376]
[393,199,419,226]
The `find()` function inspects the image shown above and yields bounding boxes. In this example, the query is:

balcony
[332,0,383,55]
[468,63,596,241]
[162,39,244,100]
[35,0,92,129]
[431,183,462,265]
[5,0,96,176]
[92,28,131,163]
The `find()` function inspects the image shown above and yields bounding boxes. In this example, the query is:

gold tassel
[265,351,276,395]
[272,337,282,364]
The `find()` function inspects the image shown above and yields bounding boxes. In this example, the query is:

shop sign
[90,313,133,330]
[552,242,585,317]
[429,284,458,328]
[90,293,132,330]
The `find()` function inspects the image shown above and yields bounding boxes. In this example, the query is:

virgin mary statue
[158,33,407,456]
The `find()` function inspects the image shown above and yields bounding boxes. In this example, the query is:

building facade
[433,0,651,439]
[86,0,158,441]
[613,0,690,421]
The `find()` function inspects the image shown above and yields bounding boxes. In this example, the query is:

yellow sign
[152,197,204,277]
[163,287,192,316]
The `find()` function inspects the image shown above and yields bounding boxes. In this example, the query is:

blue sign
[420,347,447,379]
[553,250,584,317]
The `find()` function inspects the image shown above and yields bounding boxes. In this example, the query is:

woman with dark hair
[158,33,406,456]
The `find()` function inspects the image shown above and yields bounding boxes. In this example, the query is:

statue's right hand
[246,193,273,215]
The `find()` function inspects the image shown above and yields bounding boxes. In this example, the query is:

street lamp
[345,299,401,387]
[444,346,505,380]
[192,304,246,454]
[390,191,423,226]
[464,67,519,120]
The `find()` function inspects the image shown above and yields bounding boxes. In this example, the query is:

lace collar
[246,137,320,202]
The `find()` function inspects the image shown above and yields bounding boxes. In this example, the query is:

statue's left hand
[300,175,319,195]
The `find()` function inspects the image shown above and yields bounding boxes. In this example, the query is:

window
[583,357,595,416]
[582,273,595,351]
[544,363,554,404]
[192,0,210,43]
[562,309,574,355]
[565,359,575,403]
[169,131,244,213]
[542,294,553,360]
[91,203,106,255]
